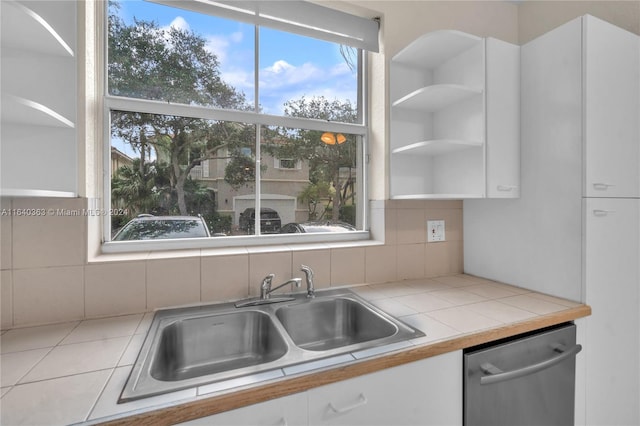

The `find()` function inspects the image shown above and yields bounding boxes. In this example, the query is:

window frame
[101,0,371,253]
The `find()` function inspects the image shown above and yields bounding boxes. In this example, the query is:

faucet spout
[261,275,301,299]
[301,264,315,298]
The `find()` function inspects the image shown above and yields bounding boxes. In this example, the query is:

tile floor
[0,274,582,425]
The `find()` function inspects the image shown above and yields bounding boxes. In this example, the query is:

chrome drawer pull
[593,209,616,217]
[592,183,615,190]
[328,393,368,414]
[497,185,517,191]
[479,344,582,385]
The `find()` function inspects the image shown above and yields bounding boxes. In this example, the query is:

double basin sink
[120,288,424,402]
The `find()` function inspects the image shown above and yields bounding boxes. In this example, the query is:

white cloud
[256,58,357,114]
[265,60,294,74]
[205,31,244,64]
[229,31,244,43]
[330,62,353,77]
[161,15,244,66]
[168,16,190,32]
[205,35,231,62]
[204,31,252,95]
[260,60,323,89]
[221,69,254,91]
[160,17,191,45]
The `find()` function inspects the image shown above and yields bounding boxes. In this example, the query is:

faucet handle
[260,274,275,299]
[262,273,275,288]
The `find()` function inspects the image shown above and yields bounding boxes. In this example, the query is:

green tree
[298,181,333,220]
[267,96,358,223]
[108,2,253,215]
[111,159,164,216]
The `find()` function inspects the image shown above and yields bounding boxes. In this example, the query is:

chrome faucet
[260,274,301,300]
[300,264,315,298]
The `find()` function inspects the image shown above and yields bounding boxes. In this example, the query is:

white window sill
[91,231,380,264]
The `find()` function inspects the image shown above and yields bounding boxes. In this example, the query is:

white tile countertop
[0,274,588,425]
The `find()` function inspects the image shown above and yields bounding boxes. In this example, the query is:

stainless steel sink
[150,311,288,381]
[275,297,398,351]
[120,289,424,402]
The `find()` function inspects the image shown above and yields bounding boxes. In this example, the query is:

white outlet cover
[427,220,445,242]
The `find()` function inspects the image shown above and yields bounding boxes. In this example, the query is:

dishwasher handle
[479,343,582,385]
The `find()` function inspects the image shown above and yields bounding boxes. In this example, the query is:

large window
[104,0,376,248]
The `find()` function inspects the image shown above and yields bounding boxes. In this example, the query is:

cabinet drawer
[307,352,462,426]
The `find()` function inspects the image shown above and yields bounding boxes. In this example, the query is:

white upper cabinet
[390,30,519,199]
[1,0,77,197]
[583,15,640,198]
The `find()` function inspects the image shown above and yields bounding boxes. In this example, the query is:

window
[275,158,299,170]
[104,0,377,248]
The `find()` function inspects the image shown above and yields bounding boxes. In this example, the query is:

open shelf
[392,84,483,112]
[1,189,77,198]
[1,1,78,197]
[393,30,482,69]
[391,193,484,200]
[2,94,75,128]
[389,29,519,201]
[1,0,74,57]
[392,139,483,156]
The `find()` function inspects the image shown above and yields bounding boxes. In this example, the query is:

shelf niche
[0,0,78,198]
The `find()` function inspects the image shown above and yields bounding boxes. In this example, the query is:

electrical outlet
[427,220,445,242]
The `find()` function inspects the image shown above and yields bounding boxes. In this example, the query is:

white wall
[518,0,640,43]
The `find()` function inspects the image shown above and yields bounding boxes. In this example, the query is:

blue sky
[114,0,358,115]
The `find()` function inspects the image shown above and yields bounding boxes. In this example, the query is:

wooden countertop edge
[96,304,591,426]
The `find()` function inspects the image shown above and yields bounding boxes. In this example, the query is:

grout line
[85,366,118,422]
[9,345,56,387]
[13,367,116,389]
[85,330,139,422]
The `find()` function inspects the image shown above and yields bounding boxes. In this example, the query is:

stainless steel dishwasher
[464,323,582,426]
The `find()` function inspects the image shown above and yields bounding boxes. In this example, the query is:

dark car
[279,221,357,234]
[112,215,211,241]
[238,208,281,234]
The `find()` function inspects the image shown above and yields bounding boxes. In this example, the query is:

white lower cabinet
[180,351,463,426]
[178,392,308,426]
[307,351,462,426]
[582,198,640,425]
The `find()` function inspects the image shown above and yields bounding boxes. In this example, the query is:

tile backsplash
[0,197,463,328]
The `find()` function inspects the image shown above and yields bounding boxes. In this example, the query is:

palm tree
[111,159,163,216]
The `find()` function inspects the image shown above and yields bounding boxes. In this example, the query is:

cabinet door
[485,38,520,198]
[307,351,462,426]
[583,16,640,198]
[177,392,308,426]
[583,198,640,426]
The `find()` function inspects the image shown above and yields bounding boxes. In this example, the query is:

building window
[275,159,300,170]
[104,0,377,247]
